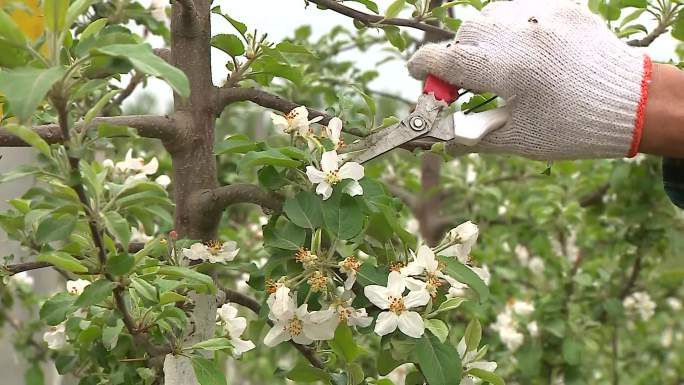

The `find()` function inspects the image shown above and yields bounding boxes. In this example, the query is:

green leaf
[385,0,405,18]
[239,148,302,170]
[284,191,323,229]
[0,66,66,123]
[619,8,645,27]
[44,0,69,33]
[352,86,376,128]
[93,44,190,98]
[191,357,228,385]
[74,279,116,307]
[36,252,87,273]
[211,33,245,56]
[464,319,482,352]
[263,220,306,250]
[130,277,158,303]
[106,253,134,275]
[35,212,77,243]
[331,323,358,362]
[377,116,400,130]
[425,319,449,343]
[414,333,462,385]
[466,368,505,385]
[83,89,118,126]
[81,18,108,40]
[191,337,232,351]
[438,256,489,302]
[102,319,124,350]
[65,0,95,28]
[102,211,131,248]
[159,291,188,305]
[431,297,467,316]
[356,263,389,286]
[158,266,216,293]
[382,26,406,51]
[211,7,248,38]
[40,292,75,325]
[673,12,684,41]
[562,338,582,366]
[322,194,363,240]
[618,0,647,7]
[215,134,262,154]
[0,10,26,46]
[25,365,44,385]
[286,362,332,383]
[349,0,379,13]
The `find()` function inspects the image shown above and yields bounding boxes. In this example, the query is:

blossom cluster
[103,149,170,188]
[259,221,490,346]
[623,291,656,321]
[491,299,537,351]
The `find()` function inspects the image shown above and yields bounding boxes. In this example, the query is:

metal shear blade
[342,94,454,164]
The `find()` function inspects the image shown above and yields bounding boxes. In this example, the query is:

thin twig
[102,73,144,116]
[203,184,284,213]
[222,288,325,369]
[0,115,177,146]
[307,0,454,40]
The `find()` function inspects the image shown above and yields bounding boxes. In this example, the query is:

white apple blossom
[515,245,530,265]
[182,241,239,264]
[67,279,91,295]
[8,271,34,289]
[443,221,479,263]
[115,149,159,176]
[338,256,361,290]
[263,287,337,346]
[217,303,255,356]
[335,300,372,328]
[43,323,67,350]
[306,150,364,200]
[401,245,448,296]
[457,337,498,385]
[270,106,322,136]
[623,291,656,321]
[155,174,171,188]
[666,297,682,311]
[511,299,535,317]
[528,256,545,275]
[364,271,430,338]
[324,117,344,149]
[527,321,540,337]
[130,226,153,243]
[491,309,524,351]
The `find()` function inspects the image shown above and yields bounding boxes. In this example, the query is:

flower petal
[338,162,364,181]
[320,150,339,173]
[231,337,255,356]
[217,303,238,321]
[403,289,430,309]
[263,323,290,347]
[374,311,399,336]
[271,114,290,131]
[401,261,425,277]
[364,285,391,309]
[306,166,326,184]
[397,311,425,338]
[387,271,406,297]
[225,317,247,337]
[417,245,438,272]
[469,361,497,372]
[327,117,342,143]
[142,157,159,175]
[343,180,363,197]
[404,276,427,292]
[292,333,314,345]
[316,182,333,200]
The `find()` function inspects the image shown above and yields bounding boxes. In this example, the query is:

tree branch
[223,288,324,369]
[307,0,454,40]
[201,184,284,214]
[215,87,367,137]
[102,73,144,116]
[0,115,177,146]
[627,20,670,47]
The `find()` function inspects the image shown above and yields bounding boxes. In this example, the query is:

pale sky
[125,0,679,114]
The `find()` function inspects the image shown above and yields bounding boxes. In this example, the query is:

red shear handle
[423,74,459,104]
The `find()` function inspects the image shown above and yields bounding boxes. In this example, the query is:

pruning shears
[343,75,512,164]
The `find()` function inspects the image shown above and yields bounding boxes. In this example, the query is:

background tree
[0,0,683,385]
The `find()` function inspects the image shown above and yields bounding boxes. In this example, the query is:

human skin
[640,64,684,159]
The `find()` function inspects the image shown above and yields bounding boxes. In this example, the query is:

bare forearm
[640,64,684,158]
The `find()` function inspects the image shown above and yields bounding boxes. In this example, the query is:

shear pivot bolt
[410,117,425,131]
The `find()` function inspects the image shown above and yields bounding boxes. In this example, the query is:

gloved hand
[407,0,651,160]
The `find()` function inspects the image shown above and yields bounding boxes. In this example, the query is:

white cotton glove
[407,0,652,160]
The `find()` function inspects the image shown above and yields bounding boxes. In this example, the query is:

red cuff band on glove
[628,55,653,158]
